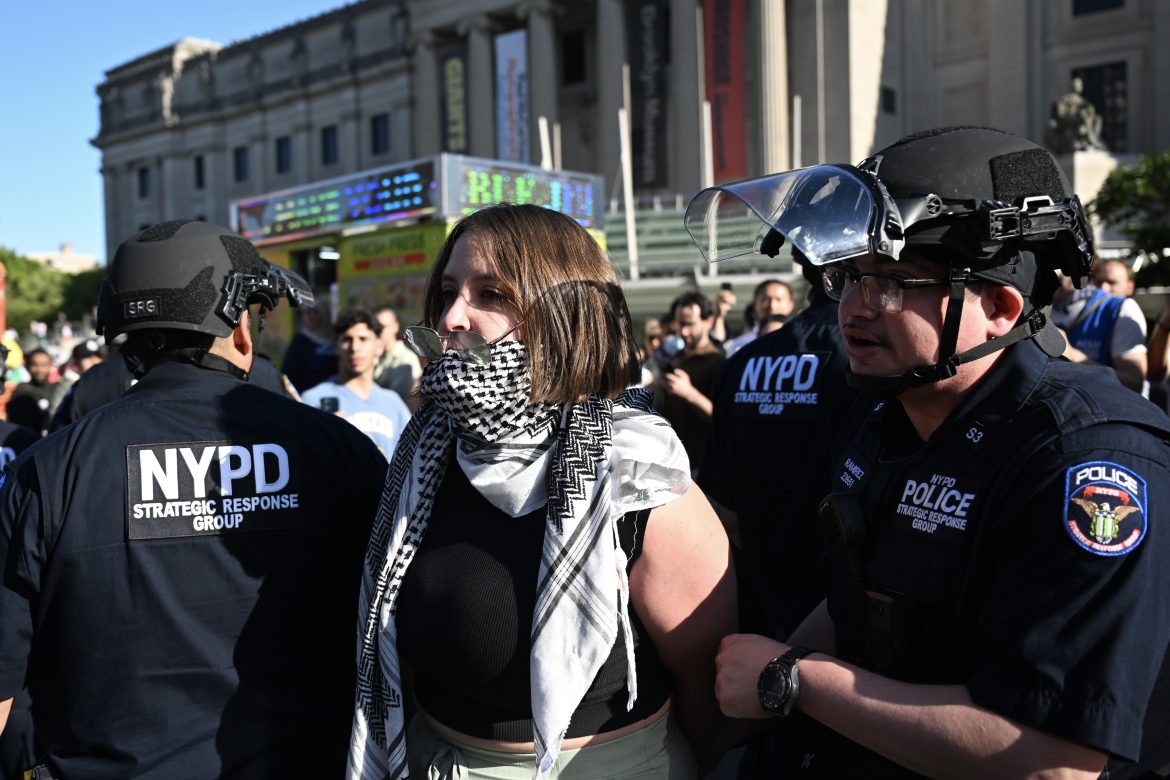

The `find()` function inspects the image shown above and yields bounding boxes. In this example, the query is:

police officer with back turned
[689,127,1170,778]
[0,220,388,778]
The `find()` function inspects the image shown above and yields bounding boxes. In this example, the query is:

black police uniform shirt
[0,361,388,778]
[5,382,54,436]
[0,422,37,469]
[699,295,859,638]
[47,356,134,433]
[0,419,40,777]
[817,338,1170,779]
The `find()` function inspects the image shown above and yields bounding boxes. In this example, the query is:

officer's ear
[231,309,254,361]
[981,283,1025,339]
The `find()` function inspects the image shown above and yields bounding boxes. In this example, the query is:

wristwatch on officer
[757,645,815,717]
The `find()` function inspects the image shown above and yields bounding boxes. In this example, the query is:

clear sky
[0,0,347,264]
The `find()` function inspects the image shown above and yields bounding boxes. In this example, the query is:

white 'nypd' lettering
[1074,464,1139,494]
[739,354,820,392]
[127,440,304,540]
[139,443,290,501]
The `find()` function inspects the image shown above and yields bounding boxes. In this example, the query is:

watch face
[758,659,795,715]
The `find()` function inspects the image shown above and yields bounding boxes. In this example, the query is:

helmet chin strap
[846,267,1051,399]
[125,347,250,382]
[179,348,250,381]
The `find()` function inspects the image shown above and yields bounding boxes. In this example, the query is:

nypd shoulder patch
[1064,460,1147,556]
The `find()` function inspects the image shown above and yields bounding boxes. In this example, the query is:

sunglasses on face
[403,321,524,365]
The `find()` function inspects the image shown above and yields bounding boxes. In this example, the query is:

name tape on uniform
[125,441,305,540]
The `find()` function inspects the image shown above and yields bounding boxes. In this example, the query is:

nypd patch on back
[126,440,305,540]
[1064,460,1147,556]
[732,351,828,419]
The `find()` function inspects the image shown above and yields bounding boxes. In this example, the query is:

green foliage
[61,267,106,322]
[0,247,105,335]
[1088,151,1170,287]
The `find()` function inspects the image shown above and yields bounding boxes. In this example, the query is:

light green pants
[406,709,698,780]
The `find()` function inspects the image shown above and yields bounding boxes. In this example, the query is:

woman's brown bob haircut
[422,204,641,403]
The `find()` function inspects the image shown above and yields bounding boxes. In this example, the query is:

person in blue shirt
[302,308,412,457]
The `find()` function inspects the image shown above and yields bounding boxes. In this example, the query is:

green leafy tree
[0,248,66,335]
[61,267,106,325]
[0,248,104,336]
[1089,151,1170,286]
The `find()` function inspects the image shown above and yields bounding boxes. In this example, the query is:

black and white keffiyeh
[348,341,690,779]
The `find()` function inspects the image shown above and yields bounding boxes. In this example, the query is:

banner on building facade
[704,0,748,181]
[440,46,469,153]
[627,0,669,187]
[495,29,530,163]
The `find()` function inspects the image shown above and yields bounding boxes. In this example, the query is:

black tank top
[396,465,673,741]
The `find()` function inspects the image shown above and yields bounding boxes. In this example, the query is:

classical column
[460,15,495,158]
[412,30,441,157]
[987,0,1028,137]
[596,0,626,189]
[156,156,171,222]
[1155,0,1170,149]
[671,0,703,194]
[293,118,312,185]
[203,145,225,226]
[523,0,558,165]
[758,0,789,173]
[393,100,413,159]
[250,136,267,193]
[342,104,362,171]
[101,165,120,260]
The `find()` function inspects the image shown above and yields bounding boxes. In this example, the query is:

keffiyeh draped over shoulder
[348,341,690,779]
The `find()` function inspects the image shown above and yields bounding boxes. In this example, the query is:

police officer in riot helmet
[689,127,1170,778]
[0,220,388,777]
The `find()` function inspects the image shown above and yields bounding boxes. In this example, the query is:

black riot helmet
[685,126,1094,397]
[97,220,313,377]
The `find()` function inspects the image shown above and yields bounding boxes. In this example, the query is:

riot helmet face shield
[684,165,907,267]
[684,126,1097,399]
[684,164,1094,291]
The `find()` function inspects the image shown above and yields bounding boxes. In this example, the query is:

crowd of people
[0,125,1166,780]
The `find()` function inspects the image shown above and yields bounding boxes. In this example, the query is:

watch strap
[758,645,816,717]
[783,645,815,664]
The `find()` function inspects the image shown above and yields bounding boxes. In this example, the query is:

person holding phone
[301,308,412,457]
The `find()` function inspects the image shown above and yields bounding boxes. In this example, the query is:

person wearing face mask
[348,204,737,780]
[654,292,727,478]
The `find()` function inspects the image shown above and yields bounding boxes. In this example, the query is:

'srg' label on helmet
[124,297,160,319]
[125,440,305,540]
[1064,460,1147,556]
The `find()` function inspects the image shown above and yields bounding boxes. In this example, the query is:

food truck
[232,153,604,356]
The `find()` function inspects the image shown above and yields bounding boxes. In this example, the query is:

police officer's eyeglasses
[822,266,948,313]
[403,322,524,365]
